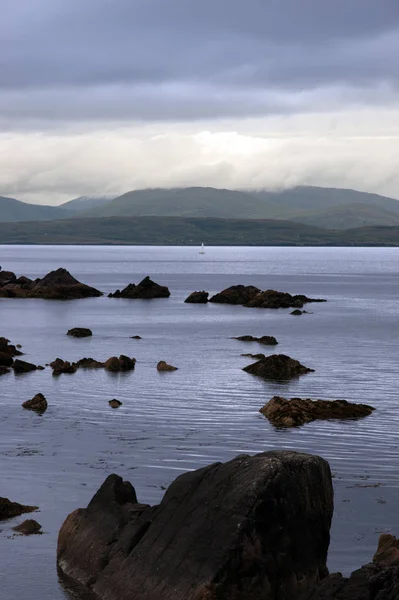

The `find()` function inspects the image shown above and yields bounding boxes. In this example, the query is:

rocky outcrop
[0,268,102,299]
[157,360,178,372]
[260,396,375,428]
[67,327,93,338]
[209,285,325,309]
[184,291,209,303]
[12,359,42,374]
[104,355,136,372]
[109,276,170,299]
[12,519,42,535]
[22,393,48,413]
[234,335,278,345]
[209,284,260,305]
[243,354,314,379]
[109,399,123,408]
[57,450,333,600]
[0,497,38,520]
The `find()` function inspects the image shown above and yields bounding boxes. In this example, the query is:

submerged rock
[67,328,93,338]
[109,399,123,408]
[234,335,278,345]
[157,360,178,372]
[0,497,38,520]
[22,393,48,413]
[57,450,333,600]
[184,291,209,303]
[0,268,102,299]
[12,519,42,535]
[260,396,375,428]
[243,353,314,379]
[109,276,170,299]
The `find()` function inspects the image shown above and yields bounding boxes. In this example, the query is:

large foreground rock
[57,450,333,600]
[0,497,38,520]
[260,396,375,428]
[0,268,102,299]
[109,276,170,299]
[243,354,314,379]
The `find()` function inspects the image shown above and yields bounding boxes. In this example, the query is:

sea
[0,245,398,600]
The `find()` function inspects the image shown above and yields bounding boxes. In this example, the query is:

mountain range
[1,186,399,230]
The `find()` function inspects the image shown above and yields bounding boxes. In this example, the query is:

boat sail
[199,242,205,254]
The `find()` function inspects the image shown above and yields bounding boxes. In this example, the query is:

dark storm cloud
[0,0,398,121]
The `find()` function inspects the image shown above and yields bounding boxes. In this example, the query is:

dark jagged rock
[157,360,178,372]
[0,352,13,367]
[22,393,48,413]
[109,399,123,408]
[209,284,260,305]
[0,497,38,520]
[241,352,266,359]
[243,353,314,379]
[260,396,375,428]
[57,450,333,600]
[50,358,78,376]
[104,355,136,372]
[184,291,209,303]
[0,337,22,358]
[67,327,93,338]
[12,359,40,374]
[12,519,42,535]
[246,290,326,309]
[109,276,170,299]
[234,335,278,345]
[75,358,105,369]
[0,267,102,299]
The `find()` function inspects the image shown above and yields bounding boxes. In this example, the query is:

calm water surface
[0,245,398,600]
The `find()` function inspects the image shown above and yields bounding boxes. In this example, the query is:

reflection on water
[0,245,399,600]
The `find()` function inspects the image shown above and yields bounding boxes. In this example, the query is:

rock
[157,360,178,372]
[246,290,326,309]
[109,399,123,408]
[233,335,278,345]
[57,450,333,600]
[12,519,42,535]
[67,328,93,338]
[50,358,78,376]
[22,393,48,413]
[0,497,38,520]
[109,276,170,299]
[0,352,13,367]
[130,335,142,339]
[291,309,303,315]
[0,337,22,358]
[184,291,209,303]
[0,267,102,299]
[243,354,314,379]
[104,355,136,372]
[241,353,266,359]
[75,358,105,369]
[0,366,10,376]
[259,396,375,428]
[374,533,399,567]
[12,359,40,374]
[209,284,260,305]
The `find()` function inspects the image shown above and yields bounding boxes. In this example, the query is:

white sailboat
[199,242,205,254]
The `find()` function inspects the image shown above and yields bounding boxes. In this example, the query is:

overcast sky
[1,0,399,204]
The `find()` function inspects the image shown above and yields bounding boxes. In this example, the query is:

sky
[1,0,399,205]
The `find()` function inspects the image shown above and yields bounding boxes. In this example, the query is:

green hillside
[291,203,399,229]
[61,196,114,212]
[0,195,67,222]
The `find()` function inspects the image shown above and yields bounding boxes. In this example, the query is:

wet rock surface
[243,353,314,379]
[67,328,93,338]
[12,519,42,535]
[109,276,170,299]
[156,360,178,371]
[0,268,102,299]
[57,450,333,600]
[184,290,209,303]
[0,497,38,520]
[22,393,48,413]
[260,396,375,428]
[234,334,278,345]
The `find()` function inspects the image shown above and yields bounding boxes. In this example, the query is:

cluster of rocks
[233,334,278,345]
[0,337,43,375]
[49,355,136,376]
[184,284,326,308]
[260,396,375,428]
[0,268,102,299]
[243,353,314,379]
[109,276,170,299]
